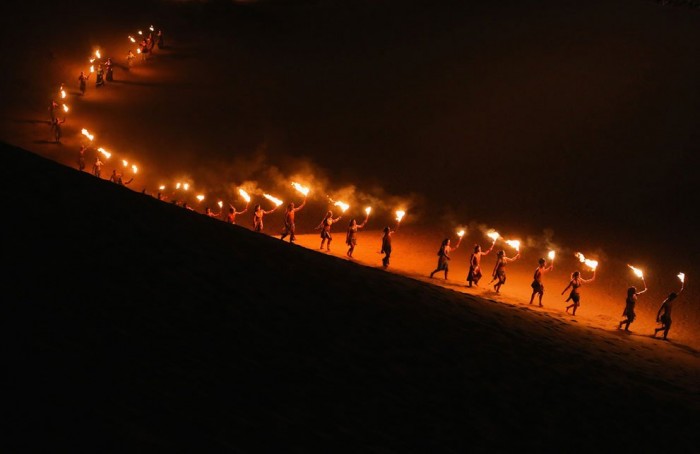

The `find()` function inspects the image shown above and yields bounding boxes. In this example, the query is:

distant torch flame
[505,240,520,251]
[457,230,465,238]
[150,25,155,32]
[238,188,251,203]
[548,250,556,260]
[334,201,350,213]
[97,147,111,159]
[122,160,129,167]
[62,104,69,113]
[487,231,500,242]
[218,201,223,208]
[263,193,283,207]
[129,36,135,43]
[291,182,310,197]
[95,50,101,59]
[183,183,190,191]
[131,165,138,174]
[137,49,141,54]
[678,272,685,284]
[627,264,644,279]
[395,210,406,223]
[81,128,94,141]
[90,58,95,63]
[175,182,182,190]
[90,65,94,73]
[575,252,598,271]
[159,185,165,190]
[138,30,143,35]
[365,207,372,216]
[60,89,66,99]
[196,194,205,202]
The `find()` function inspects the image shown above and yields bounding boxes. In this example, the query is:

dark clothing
[622,295,636,323]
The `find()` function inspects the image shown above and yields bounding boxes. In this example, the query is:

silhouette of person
[253,203,277,232]
[490,250,521,294]
[653,284,685,340]
[346,216,368,258]
[78,145,87,171]
[618,284,647,331]
[280,198,307,243]
[430,238,460,280]
[317,210,342,251]
[226,203,248,224]
[78,71,90,95]
[467,241,494,287]
[380,226,394,269]
[93,157,103,178]
[529,257,554,306]
[562,270,596,315]
[205,207,221,218]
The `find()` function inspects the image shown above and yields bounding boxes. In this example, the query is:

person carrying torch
[254,195,281,232]
[529,251,555,307]
[618,265,648,331]
[653,273,686,340]
[467,233,497,288]
[95,65,105,87]
[490,245,521,294]
[430,230,464,280]
[562,258,597,315]
[317,210,342,251]
[51,116,66,144]
[346,207,371,258]
[78,71,90,96]
[280,186,307,243]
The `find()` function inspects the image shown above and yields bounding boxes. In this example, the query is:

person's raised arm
[583,270,596,283]
[333,216,342,223]
[237,205,249,215]
[483,242,495,255]
[295,198,307,212]
[637,280,648,295]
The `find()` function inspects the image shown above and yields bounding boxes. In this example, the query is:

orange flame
[128,36,136,43]
[122,160,129,167]
[159,185,165,190]
[60,89,66,99]
[196,194,205,202]
[97,147,111,159]
[678,272,685,284]
[95,50,101,59]
[81,128,94,141]
[62,104,69,113]
[575,252,598,271]
[90,65,95,73]
[131,165,138,174]
[175,182,182,190]
[238,188,251,203]
[548,250,556,260]
[138,30,143,35]
[505,240,520,251]
[183,183,190,191]
[627,264,644,279]
[334,201,350,213]
[136,49,141,54]
[365,207,372,216]
[218,201,223,208]
[263,193,283,207]
[149,25,155,32]
[457,230,465,238]
[291,182,310,197]
[395,210,406,223]
[486,231,500,242]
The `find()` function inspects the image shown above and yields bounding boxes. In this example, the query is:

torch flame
[218,201,223,208]
[548,250,556,260]
[334,201,350,213]
[90,65,95,73]
[575,252,598,271]
[395,210,406,223]
[62,104,69,113]
[238,188,251,203]
[138,30,143,35]
[96,147,111,159]
[131,165,138,174]
[60,89,66,99]
[263,193,283,207]
[159,185,165,190]
[150,25,155,32]
[505,240,520,251]
[176,182,182,190]
[129,36,136,43]
[95,50,101,59]
[122,160,129,167]
[183,183,190,191]
[365,207,372,216]
[81,128,94,141]
[137,49,141,54]
[486,231,500,242]
[291,182,310,197]
[457,230,465,238]
[628,264,644,279]
[678,272,685,284]
[196,194,205,202]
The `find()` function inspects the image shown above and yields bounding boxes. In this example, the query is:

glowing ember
[129,36,136,43]
[628,264,644,279]
[365,207,372,216]
[678,272,685,284]
[97,147,111,159]
[238,188,251,203]
[218,201,223,208]
[334,201,350,213]
[457,230,465,238]
[395,210,406,223]
[159,185,165,190]
[196,194,205,202]
[263,193,283,207]
[505,240,520,251]
[131,165,138,174]
[548,250,556,260]
[81,128,94,141]
[176,182,182,190]
[291,182,310,197]
[122,160,129,167]
[62,104,69,113]
[575,252,598,271]
[183,183,190,191]
[486,231,500,242]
